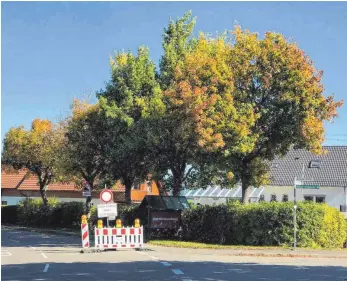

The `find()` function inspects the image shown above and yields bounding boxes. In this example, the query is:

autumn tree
[62,99,111,213]
[2,119,65,205]
[172,25,343,203]
[145,11,214,196]
[98,46,165,204]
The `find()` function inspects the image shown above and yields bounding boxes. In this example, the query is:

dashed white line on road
[43,264,49,273]
[172,269,184,275]
[10,239,19,243]
[41,253,48,259]
[137,270,157,272]
[161,262,171,267]
[182,279,192,281]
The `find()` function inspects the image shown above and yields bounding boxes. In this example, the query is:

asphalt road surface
[1,225,347,281]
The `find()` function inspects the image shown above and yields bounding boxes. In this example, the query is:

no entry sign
[100,189,113,204]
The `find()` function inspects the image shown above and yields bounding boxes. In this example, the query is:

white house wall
[262,185,346,209]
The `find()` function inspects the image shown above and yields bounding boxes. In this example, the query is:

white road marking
[43,264,49,273]
[41,253,48,259]
[161,262,171,267]
[107,270,126,273]
[137,270,157,273]
[172,269,184,275]
[76,273,90,276]
[10,239,19,243]
[182,279,192,281]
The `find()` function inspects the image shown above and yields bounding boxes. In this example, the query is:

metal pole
[293,177,297,251]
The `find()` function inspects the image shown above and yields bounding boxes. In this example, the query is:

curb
[148,244,347,259]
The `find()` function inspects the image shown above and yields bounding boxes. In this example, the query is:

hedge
[182,201,346,248]
[1,198,140,230]
[2,198,346,248]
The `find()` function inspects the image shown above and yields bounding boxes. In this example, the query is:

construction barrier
[94,227,144,250]
[81,223,90,248]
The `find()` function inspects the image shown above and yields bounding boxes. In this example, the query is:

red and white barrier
[94,227,143,250]
[81,223,90,248]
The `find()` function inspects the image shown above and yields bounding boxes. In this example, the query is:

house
[181,146,347,216]
[1,169,160,206]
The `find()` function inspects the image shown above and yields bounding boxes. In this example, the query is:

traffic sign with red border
[100,189,113,204]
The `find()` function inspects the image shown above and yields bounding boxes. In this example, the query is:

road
[1,225,347,281]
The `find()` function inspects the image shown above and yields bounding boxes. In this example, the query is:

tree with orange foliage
[171,24,343,203]
[2,119,65,205]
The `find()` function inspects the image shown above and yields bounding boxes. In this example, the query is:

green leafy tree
[2,119,65,205]
[98,46,164,204]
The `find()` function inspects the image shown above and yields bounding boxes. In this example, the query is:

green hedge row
[182,202,347,248]
[1,198,139,230]
[2,198,346,248]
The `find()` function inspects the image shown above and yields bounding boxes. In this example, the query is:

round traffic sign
[100,189,113,203]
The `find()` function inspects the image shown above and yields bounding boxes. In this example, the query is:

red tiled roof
[1,169,77,191]
[1,169,158,195]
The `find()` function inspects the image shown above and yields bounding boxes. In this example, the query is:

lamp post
[293,177,298,251]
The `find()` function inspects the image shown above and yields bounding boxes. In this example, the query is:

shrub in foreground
[182,202,346,248]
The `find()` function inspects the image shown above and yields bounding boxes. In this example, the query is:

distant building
[1,169,159,205]
[181,146,347,217]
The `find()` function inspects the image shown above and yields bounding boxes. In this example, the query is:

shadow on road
[1,260,347,281]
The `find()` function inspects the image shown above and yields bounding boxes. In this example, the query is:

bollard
[97,219,103,229]
[134,218,140,228]
[116,219,122,228]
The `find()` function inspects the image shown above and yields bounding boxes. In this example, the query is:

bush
[1,205,18,224]
[16,198,86,230]
[182,202,346,248]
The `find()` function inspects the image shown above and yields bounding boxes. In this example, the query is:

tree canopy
[2,119,65,204]
[3,11,343,205]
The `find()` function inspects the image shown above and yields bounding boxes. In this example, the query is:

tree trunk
[241,181,252,204]
[40,186,48,205]
[85,180,93,216]
[172,170,183,196]
[155,180,167,195]
[124,178,133,205]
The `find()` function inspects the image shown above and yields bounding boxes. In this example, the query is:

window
[304,195,325,203]
[270,194,277,202]
[259,195,265,202]
[282,194,289,202]
[1,201,7,206]
[304,196,314,202]
[309,159,321,168]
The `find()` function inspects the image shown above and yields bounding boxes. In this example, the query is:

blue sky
[2,1,347,144]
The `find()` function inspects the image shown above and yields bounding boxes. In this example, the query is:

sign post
[293,178,300,251]
[293,178,320,251]
[98,189,116,228]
